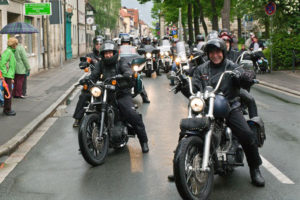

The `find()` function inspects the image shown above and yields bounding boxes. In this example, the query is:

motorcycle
[119,45,147,98]
[159,39,172,73]
[237,49,270,74]
[170,71,266,200]
[78,75,136,166]
[138,45,160,77]
[172,41,191,77]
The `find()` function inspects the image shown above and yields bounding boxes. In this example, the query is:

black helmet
[146,37,151,43]
[93,37,103,45]
[121,35,131,44]
[204,38,226,56]
[196,34,205,42]
[100,40,118,56]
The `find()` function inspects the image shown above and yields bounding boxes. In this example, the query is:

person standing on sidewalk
[0,37,18,116]
[13,35,31,99]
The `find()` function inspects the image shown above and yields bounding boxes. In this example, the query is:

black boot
[168,174,175,182]
[140,142,149,153]
[141,89,150,103]
[73,119,80,127]
[250,167,265,187]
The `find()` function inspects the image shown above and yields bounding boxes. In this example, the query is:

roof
[126,9,139,28]
[120,8,131,18]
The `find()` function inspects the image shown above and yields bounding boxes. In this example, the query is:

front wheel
[78,113,109,166]
[174,136,214,200]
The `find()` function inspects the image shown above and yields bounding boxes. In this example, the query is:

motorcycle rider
[180,38,265,187]
[219,30,258,119]
[89,40,149,153]
[72,37,103,127]
[195,34,206,51]
[120,35,131,46]
[120,35,150,103]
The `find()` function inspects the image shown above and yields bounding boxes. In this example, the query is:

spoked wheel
[78,113,109,166]
[174,136,214,200]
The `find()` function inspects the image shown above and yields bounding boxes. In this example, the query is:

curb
[0,73,86,157]
[257,80,300,97]
[257,80,300,96]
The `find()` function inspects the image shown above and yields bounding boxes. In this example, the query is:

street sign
[86,17,94,25]
[0,0,8,5]
[265,2,276,16]
[25,3,52,16]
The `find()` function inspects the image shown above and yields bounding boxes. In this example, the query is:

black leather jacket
[89,55,133,97]
[182,59,251,105]
[227,49,241,63]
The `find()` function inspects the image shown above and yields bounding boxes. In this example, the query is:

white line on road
[261,155,295,184]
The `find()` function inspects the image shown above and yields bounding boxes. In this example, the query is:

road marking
[0,118,57,184]
[261,155,295,184]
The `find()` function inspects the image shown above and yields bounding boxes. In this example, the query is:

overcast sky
[121,0,154,27]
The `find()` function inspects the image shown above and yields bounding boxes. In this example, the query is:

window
[24,17,33,54]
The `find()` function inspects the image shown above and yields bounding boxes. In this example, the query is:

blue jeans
[0,80,4,105]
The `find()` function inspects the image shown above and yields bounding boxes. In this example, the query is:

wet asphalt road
[0,74,300,200]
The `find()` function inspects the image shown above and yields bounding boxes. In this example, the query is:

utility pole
[159,0,165,39]
[178,8,183,41]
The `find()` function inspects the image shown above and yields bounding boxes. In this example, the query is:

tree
[221,0,230,30]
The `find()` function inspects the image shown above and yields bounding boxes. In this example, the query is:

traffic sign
[25,3,52,15]
[265,2,276,16]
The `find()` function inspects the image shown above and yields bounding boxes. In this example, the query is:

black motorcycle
[78,75,136,166]
[138,45,160,77]
[171,71,266,200]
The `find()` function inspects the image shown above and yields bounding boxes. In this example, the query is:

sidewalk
[256,70,300,96]
[0,58,83,156]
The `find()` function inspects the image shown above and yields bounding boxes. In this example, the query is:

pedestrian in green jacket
[13,35,31,98]
[0,37,18,116]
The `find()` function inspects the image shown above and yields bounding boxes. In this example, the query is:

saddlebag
[180,117,210,131]
[247,116,266,148]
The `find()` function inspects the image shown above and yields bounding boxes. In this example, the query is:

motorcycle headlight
[183,65,190,70]
[146,53,152,59]
[190,97,204,112]
[165,52,169,56]
[90,87,102,97]
[181,56,187,62]
[175,57,181,63]
[132,65,139,72]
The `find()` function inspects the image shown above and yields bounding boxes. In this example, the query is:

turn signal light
[83,84,88,90]
[134,73,138,78]
[87,57,92,63]
[112,80,117,85]
[84,68,89,73]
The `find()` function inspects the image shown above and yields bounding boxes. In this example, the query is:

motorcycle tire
[174,136,214,200]
[78,113,109,166]
[146,70,151,77]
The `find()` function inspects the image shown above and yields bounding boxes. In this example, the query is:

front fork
[201,97,215,172]
[98,89,107,139]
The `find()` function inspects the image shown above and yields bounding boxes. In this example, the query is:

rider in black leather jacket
[180,38,265,187]
[89,41,149,153]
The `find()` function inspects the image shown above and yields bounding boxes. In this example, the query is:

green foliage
[89,0,121,34]
[269,33,300,70]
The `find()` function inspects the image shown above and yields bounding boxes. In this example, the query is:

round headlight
[146,53,152,58]
[175,57,181,63]
[132,65,139,71]
[90,87,102,97]
[165,52,169,56]
[190,97,204,112]
[181,56,187,62]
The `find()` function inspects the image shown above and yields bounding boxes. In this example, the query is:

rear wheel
[78,113,109,166]
[174,136,214,200]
